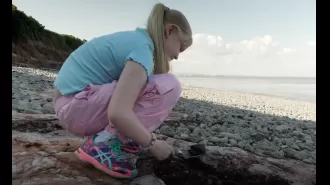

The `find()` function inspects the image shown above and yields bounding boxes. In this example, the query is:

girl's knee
[149,74,181,94]
[149,73,181,103]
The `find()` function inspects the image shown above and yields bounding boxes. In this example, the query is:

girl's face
[164,25,184,62]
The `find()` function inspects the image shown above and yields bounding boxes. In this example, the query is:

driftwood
[12,113,315,185]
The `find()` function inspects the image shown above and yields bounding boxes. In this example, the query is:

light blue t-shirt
[54,28,154,95]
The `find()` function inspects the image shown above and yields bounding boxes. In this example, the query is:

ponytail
[147,3,170,74]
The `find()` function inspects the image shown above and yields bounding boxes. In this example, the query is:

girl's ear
[168,25,176,35]
[164,25,177,38]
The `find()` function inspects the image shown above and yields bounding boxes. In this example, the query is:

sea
[177,75,316,102]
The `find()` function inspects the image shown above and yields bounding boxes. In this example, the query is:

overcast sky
[13,0,316,77]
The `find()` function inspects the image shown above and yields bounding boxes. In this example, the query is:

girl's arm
[107,60,152,147]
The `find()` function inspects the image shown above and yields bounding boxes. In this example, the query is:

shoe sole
[74,148,137,179]
[121,147,140,154]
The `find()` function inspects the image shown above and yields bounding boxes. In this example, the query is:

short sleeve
[125,45,154,77]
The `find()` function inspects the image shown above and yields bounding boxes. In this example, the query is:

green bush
[12,4,86,52]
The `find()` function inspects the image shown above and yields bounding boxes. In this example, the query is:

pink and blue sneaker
[74,136,138,179]
[121,139,141,154]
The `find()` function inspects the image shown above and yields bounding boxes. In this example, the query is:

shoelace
[105,136,127,161]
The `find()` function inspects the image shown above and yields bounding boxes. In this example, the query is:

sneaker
[74,136,138,179]
[120,139,141,154]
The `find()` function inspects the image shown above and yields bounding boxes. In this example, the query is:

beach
[12,66,316,165]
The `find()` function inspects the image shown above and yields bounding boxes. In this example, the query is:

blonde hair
[147,3,192,74]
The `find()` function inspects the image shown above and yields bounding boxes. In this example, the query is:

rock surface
[12,113,316,185]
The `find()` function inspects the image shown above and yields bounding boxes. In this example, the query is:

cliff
[12,4,86,69]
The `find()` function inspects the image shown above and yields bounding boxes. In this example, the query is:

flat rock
[12,113,316,185]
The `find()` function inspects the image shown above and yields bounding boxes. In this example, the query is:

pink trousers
[54,74,181,140]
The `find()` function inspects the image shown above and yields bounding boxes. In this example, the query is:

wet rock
[12,114,316,185]
[189,144,206,156]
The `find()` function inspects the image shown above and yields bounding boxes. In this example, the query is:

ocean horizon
[176,75,316,102]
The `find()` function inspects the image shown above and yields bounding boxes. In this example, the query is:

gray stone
[200,124,207,128]
[267,150,284,159]
[275,125,289,133]
[189,134,202,143]
[218,132,242,141]
[217,132,227,138]
[199,140,208,145]
[174,133,189,140]
[160,125,176,137]
[291,144,300,151]
[210,124,223,132]
[177,127,191,135]
[219,137,228,144]
[285,148,298,158]
[229,139,237,146]
[23,109,43,114]
[244,144,255,152]
[209,136,222,143]
[284,139,294,146]
[130,175,166,185]
[238,141,245,148]
[292,130,304,137]
[258,127,269,135]
[294,150,308,160]
[192,127,210,138]
[241,133,250,140]
[187,125,195,132]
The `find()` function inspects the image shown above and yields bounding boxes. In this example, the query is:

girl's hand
[149,140,175,160]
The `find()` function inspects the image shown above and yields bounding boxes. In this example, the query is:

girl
[53,3,192,179]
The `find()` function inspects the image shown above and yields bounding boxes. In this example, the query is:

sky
[13,0,316,77]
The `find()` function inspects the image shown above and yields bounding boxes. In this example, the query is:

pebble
[229,139,237,146]
[209,136,222,143]
[188,134,202,143]
[12,66,316,164]
[160,125,176,137]
[177,127,191,135]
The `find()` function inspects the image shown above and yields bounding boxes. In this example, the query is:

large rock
[12,113,316,185]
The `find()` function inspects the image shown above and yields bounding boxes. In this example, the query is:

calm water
[177,76,316,102]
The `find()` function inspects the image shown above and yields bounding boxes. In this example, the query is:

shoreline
[12,66,316,104]
[181,83,316,104]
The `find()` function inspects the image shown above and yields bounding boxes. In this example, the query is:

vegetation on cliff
[12,4,86,53]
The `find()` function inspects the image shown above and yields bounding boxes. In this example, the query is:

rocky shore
[12,66,316,184]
